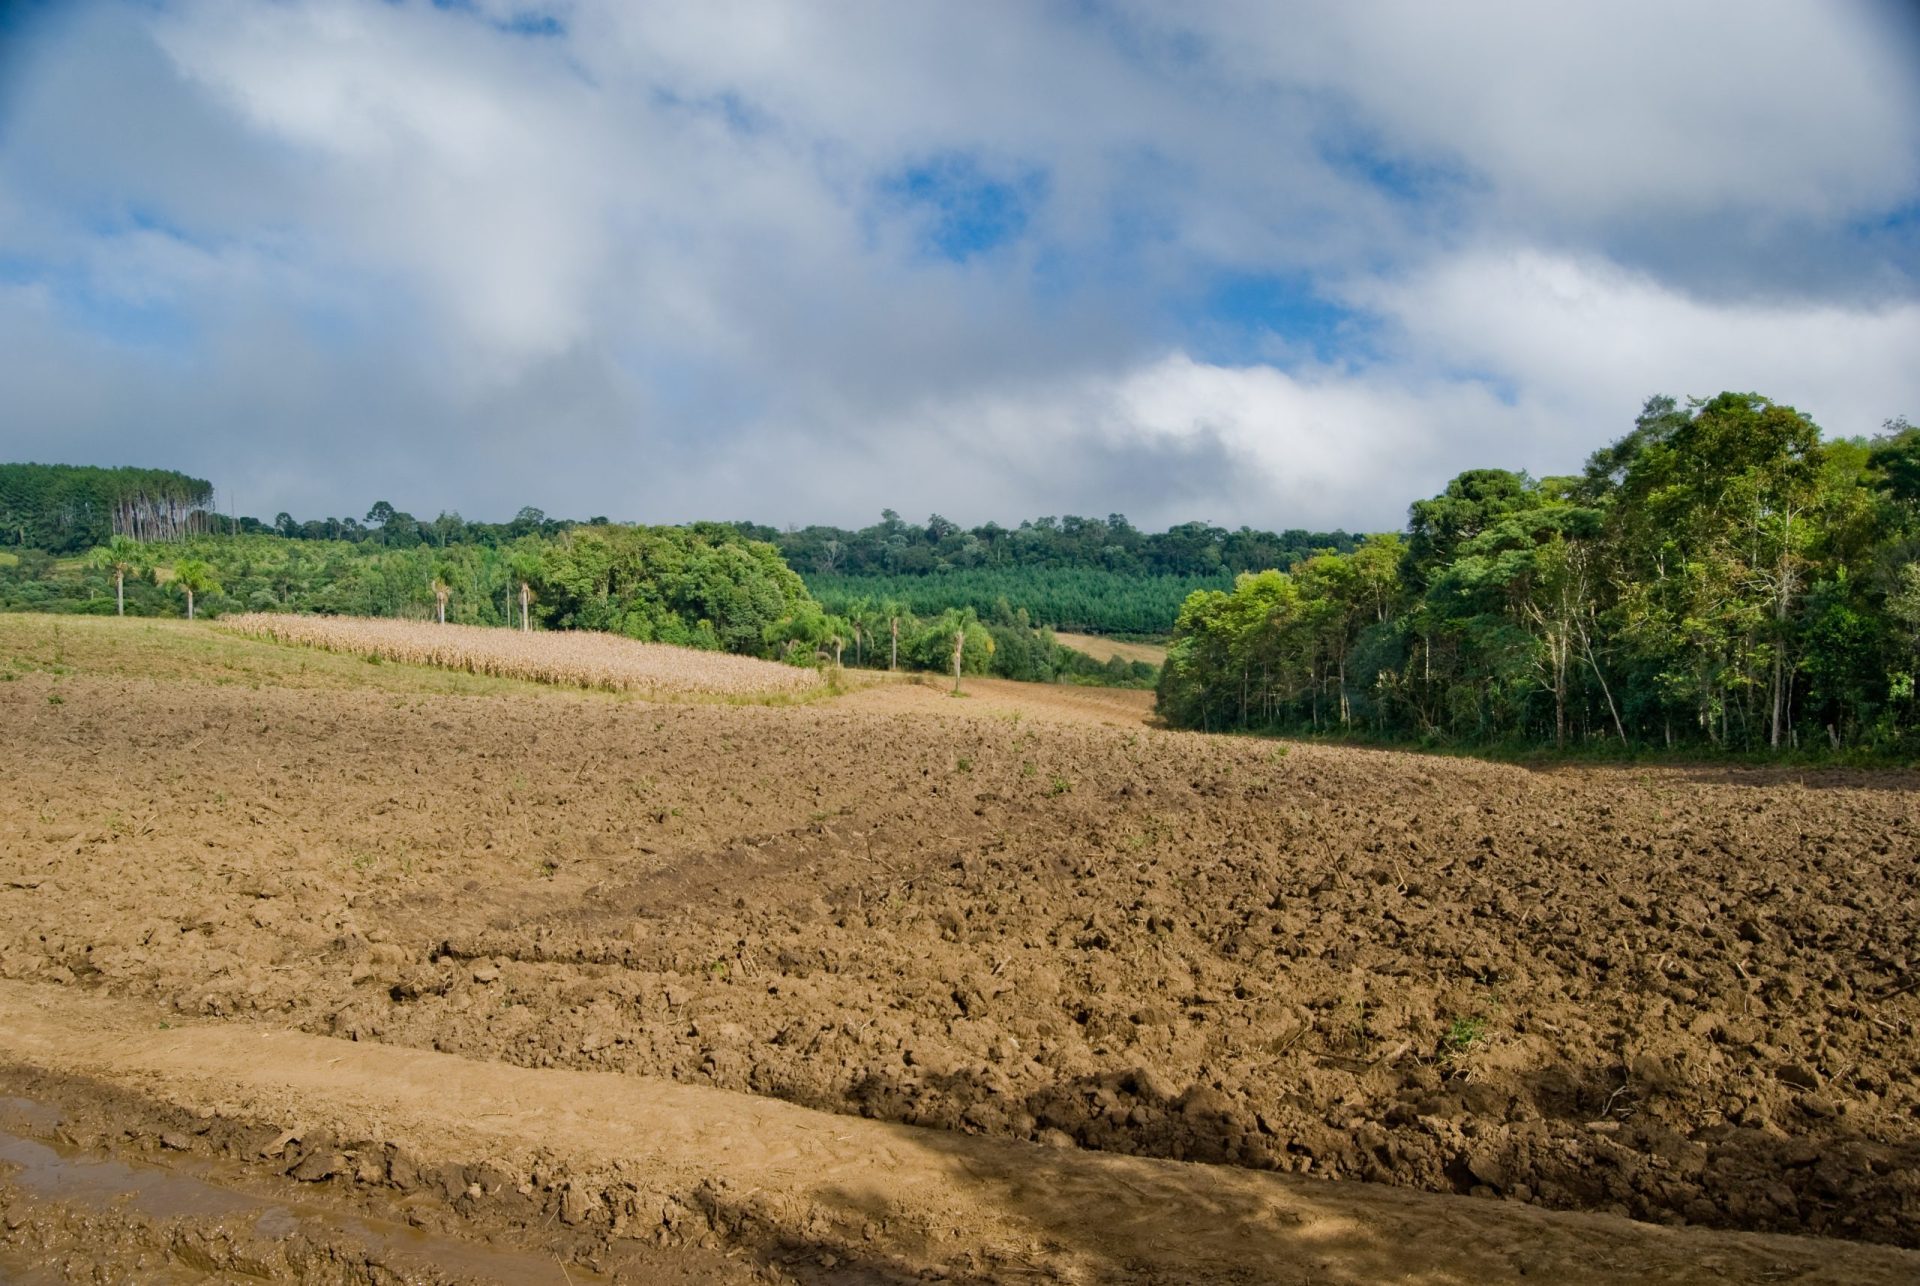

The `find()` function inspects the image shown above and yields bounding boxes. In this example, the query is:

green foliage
[809,567,1228,636]
[1439,1016,1488,1067]
[0,464,215,552]
[758,510,1357,637]
[535,524,810,652]
[1160,393,1920,756]
[0,517,1153,687]
[0,525,813,660]
[742,511,1358,579]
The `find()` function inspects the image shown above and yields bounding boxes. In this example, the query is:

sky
[2,0,1918,533]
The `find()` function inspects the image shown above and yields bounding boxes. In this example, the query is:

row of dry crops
[220,614,823,699]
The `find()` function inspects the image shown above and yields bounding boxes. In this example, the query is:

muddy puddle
[0,1098,599,1284]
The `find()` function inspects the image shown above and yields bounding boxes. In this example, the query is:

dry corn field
[219,613,822,698]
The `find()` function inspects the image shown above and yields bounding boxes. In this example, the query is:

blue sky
[1,0,1917,530]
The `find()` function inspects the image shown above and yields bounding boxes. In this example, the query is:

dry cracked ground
[2,614,1918,1284]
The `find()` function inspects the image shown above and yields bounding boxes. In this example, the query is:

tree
[87,536,142,616]
[427,511,467,548]
[431,575,451,624]
[1603,393,1821,749]
[172,559,219,620]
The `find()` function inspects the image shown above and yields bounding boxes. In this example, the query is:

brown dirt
[5,616,1920,1278]
[834,673,1158,726]
[1050,633,1168,667]
[5,982,1919,1285]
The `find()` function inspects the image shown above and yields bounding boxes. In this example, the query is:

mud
[0,1086,772,1285]
[4,984,1918,1286]
[4,622,1920,1274]
[0,1120,608,1285]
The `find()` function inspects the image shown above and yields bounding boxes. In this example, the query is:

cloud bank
[2,0,1916,530]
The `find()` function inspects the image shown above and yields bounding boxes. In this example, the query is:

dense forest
[733,512,1358,578]
[733,513,1357,636]
[0,464,217,551]
[807,568,1219,636]
[1158,394,1920,755]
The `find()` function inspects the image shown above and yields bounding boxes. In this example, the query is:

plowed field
[3,615,1918,1282]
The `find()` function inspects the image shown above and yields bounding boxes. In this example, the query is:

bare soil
[5,982,1917,1286]
[4,616,1920,1279]
[1050,633,1168,667]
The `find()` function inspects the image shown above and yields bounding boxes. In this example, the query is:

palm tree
[172,559,219,620]
[508,549,543,632]
[88,536,142,616]
[825,617,847,667]
[431,575,451,624]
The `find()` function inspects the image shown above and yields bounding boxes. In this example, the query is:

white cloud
[1354,248,1920,438]
[0,0,1915,530]
[1169,0,1920,227]
[863,248,1920,530]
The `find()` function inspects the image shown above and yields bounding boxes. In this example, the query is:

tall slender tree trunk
[520,582,530,631]
[186,588,195,621]
[951,629,964,693]
[1554,675,1566,750]
[1576,616,1627,743]
[1552,627,1568,750]
[890,618,898,672]
[1769,648,1785,750]
[1769,563,1793,750]
[115,570,124,617]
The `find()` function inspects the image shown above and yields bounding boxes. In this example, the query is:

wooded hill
[0,464,216,552]
[740,513,1361,637]
[1158,394,1920,755]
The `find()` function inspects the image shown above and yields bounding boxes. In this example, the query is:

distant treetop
[0,463,215,553]
[731,513,1362,579]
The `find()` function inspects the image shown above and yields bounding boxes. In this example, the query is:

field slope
[3,614,1918,1280]
[222,612,821,699]
[1052,631,1168,666]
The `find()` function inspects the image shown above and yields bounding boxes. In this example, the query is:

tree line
[754,514,1359,637]
[4,472,1358,640]
[253,501,589,548]
[807,567,1221,636]
[1158,394,1920,755]
[734,511,1357,578]
[766,594,1157,688]
[2,521,1154,687]
[0,464,216,552]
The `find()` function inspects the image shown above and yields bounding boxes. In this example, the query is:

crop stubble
[221,613,822,699]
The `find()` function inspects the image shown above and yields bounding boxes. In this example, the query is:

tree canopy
[1159,393,1920,755]
[0,464,215,552]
